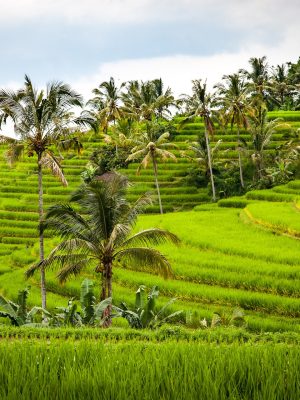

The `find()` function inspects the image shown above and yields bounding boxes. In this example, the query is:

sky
[0,0,299,136]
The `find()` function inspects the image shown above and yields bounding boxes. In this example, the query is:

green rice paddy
[0,111,299,399]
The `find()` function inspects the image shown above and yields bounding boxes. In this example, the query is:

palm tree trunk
[204,128,216,202]
[101,262,113,300]
[107,262,113,298]
[100,270,106,301]
[152,154,163,214]
[237,128,244,188]
[258,152,264,179]
[102,262,112,327]
[37,155,46,309]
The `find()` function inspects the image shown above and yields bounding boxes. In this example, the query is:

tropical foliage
[26,174,180,300]
[0,75,89,308]
[114,285,183,328]
[126,121,177,213]
[0,287,50,326]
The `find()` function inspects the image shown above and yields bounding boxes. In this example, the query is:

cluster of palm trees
[0,56,299,309]
[83,57,299,201]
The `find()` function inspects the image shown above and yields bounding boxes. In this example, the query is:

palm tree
[0,75,86,308]
[248,107,288,180]
[126,122,177,214]
[26,174,180,301]
[103,118,136,156]
[87,77,124,133]
[215,73,250,188]
[240,56,269,107]
[188,135,223,181]
[182,80,217,201]
[152,78,176,120]
[122,79,175,122]
[268,64,295,110]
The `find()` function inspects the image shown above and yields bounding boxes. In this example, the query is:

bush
[89,145,130,175]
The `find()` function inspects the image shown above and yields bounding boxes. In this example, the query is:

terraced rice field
[0,112,299,332]
[0,111,299,399]
[0,184,299,333]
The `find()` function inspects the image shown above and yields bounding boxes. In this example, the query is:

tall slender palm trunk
[101,261,113,327]
[152,154,163,214]
[257,153,264,180]
[101,261,113,300]
[37,155,46,309]
[204,128,216,202]
[107,263,113,298]
[237,128,245,188]
[101,270,107,301]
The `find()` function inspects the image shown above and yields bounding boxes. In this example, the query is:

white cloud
[72,28,299,102]
[2,0,299,29]
[0,8,298,138]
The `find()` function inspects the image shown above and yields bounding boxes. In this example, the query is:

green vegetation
[0,339,299,400]
[26,176,179,301]
[0,57,299,399]
[245,201,300,237]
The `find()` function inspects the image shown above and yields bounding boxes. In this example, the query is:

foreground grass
[0,337,299,400]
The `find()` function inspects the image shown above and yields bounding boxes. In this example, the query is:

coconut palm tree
[122,79,175,122]
[26,174,180,301]
[103,118,137,156]
[87,77,125,133]
[126,122,177,214]
[248,107,289,180]
[268,64,296,110]
[215,73,250,188]
[0,75,87,308]
[152,78,176,119]
[188,135,223,181]
[182,80,217,201]
[240,56,270,107]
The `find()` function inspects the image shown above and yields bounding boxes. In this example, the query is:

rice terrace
[0,55,299,399]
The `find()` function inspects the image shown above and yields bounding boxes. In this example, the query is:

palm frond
[140,152,152,170]
[25,252,93,280]
[125,192,153,223]
[126,148,147,162]
[57,137,83,154]
[42,204,93,240]
[155,148,177,161]
[156,132,170,145]
[57,259,90,283]
[40,151,67,186]
[121,228,180,248]
[115,247,173,278]
[107,223,131,250]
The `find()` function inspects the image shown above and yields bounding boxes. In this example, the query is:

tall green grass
[0,340,298,400]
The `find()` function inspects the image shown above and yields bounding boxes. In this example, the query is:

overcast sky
[0,0,299,105]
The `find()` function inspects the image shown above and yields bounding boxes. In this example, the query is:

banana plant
[200,308,246,329]
[0,288,50,326]
[114,285,183,329]
[53,279,112,327]
[80,279,112,326]
[53,299,82,327]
